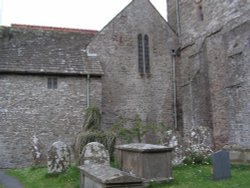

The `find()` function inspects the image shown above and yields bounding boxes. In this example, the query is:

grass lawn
[7,166,80,188]
[6,164,250,188]
[0,185,5,188]
[151,165,250,188]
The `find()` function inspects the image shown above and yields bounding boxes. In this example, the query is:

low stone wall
[224,146,250,164]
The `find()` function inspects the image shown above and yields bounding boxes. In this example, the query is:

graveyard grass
[7,164,250,188]
[7,166,80,188]
[152,164,250,188]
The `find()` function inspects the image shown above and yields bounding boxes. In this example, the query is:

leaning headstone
[31,135,47,166]
[80,142,110,166]
[212,150,231,180]
[47,141,71,174]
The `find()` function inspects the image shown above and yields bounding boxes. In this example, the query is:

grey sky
[0,0,167,30]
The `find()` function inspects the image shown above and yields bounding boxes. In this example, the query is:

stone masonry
[87,0,177,132]
[167,0,250,155]
[0,26,103,168]
[1,0,250,167]
[0,74,102,168]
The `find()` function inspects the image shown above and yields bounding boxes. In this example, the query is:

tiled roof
[11,24,98,35]
[0,25,103,76]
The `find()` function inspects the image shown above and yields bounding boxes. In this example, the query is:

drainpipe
[172,50,178,129]
[86,74,90,107]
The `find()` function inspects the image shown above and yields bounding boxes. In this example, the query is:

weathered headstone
[47,141,71,174]
[79,164,143,188]
[212,150,231,180]
[80,142,110,166]
[31,135,47,166]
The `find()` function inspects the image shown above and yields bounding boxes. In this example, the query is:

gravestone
[79,164,143,188]
[212,150,231,180]
[47,141,71,174]
[80,142,110,166]
[31,135,47,166]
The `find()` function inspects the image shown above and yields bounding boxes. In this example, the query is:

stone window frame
[48,77,58,89]
[137,33,150,76]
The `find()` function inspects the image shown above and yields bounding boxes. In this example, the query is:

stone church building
[0,0,249,167]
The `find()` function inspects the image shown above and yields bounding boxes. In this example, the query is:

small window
[138,34,144,74]
[198,5,204,21]
[144,35,150,74]
[137,33,150,75]
[48,78,57,89]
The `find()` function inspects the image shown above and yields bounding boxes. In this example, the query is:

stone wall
[0,74,102,168]
[168,0,250,46]
[168,0,250,150]
[88,0,177,133]
[206,18,250,149]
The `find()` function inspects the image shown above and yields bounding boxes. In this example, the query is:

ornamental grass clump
[74,106,116,163]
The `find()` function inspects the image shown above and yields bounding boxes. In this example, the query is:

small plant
[183,152,211,165]
[82,106,101,131]
[111,114,170,144]
[110,156,121,169]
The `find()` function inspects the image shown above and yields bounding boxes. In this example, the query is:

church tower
[168,0,250,163]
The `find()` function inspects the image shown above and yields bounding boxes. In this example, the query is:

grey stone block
[117,143,173,181]
[79,164,143,188]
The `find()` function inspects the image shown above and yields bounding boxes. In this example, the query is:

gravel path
[0,170,24,188]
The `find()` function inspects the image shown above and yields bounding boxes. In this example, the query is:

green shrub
[74,106,116,163]
[111,114,169,144]
[82,106,101,131]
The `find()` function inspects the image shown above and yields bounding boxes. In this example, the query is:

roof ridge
[11,24,98,35]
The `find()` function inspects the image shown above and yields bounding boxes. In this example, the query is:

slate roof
[0,25,103,76]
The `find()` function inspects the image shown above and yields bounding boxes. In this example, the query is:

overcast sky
[0,0,167,30]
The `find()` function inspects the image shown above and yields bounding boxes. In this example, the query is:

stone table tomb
[116,143,173,182]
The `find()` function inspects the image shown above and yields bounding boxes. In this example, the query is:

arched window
[144,35,150,74]
[137,34,144,74]
[137,33,150,75]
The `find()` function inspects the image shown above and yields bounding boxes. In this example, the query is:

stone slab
[79,164,143,188]
[116,143,173,153]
